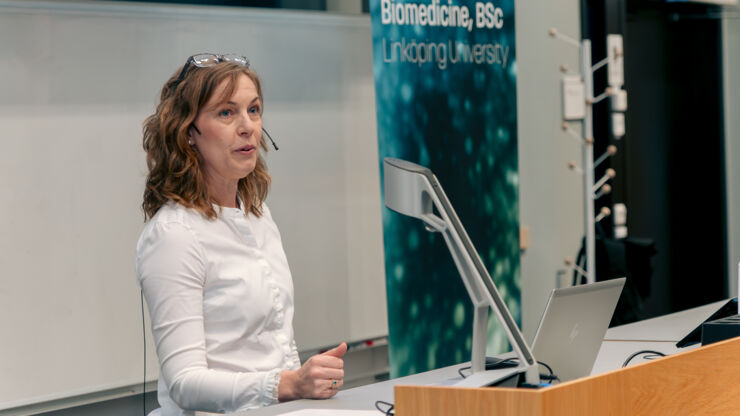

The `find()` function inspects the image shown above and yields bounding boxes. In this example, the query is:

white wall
[516,0,583,339]
[0,1,385,413]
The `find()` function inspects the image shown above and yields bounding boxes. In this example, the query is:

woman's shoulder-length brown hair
[141,61,271,221]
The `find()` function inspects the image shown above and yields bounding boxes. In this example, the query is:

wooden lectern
[394,337,740,415]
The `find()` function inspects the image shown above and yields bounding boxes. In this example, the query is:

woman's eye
[219,109,232,117]
[249,106,260,114]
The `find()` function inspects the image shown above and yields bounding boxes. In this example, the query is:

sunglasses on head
[175,53,249,86]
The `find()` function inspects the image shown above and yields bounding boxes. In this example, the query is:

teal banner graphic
[370,0,519,378]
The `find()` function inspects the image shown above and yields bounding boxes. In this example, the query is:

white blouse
[136,201,301,416]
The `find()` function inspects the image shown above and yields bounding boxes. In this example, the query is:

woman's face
[191,74,262,190]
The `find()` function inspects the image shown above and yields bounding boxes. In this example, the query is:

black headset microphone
[261,127,279,151]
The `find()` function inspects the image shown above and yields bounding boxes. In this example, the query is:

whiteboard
[0,0,386,409]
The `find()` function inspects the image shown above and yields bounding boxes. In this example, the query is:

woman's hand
[278,342,348,401]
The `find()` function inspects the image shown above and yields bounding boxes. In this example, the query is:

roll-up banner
[370,0,519,377]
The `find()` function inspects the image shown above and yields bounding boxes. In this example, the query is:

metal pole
[581,40,596,284]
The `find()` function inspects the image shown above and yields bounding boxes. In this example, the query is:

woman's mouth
[235,145,256,155]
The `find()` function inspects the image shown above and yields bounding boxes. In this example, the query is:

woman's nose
[236,112,257,135]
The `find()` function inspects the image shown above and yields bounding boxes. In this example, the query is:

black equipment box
[701,315,740,346]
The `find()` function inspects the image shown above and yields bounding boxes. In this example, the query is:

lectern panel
[395,337,740,416]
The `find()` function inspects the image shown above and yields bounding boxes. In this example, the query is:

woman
[137,54,346,415]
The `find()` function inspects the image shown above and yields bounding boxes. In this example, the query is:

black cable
[375,400,394,415]
[141,290,146,416]
[538,361,554,377]
[457,364,485,378]
[536,360,559,383]
[457,359,560,384]
[622,350,666,368]
[457,357,518,378]
[536,361,559,383]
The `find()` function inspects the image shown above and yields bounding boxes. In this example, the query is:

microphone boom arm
[384,158,539,386]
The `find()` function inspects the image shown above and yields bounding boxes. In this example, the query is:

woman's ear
[188,124,201,145]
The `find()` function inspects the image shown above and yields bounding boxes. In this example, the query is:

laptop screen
[531,278,626,382]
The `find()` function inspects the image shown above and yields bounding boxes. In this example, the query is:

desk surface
[237,300,727,416]
[604,300,726,342]
[591,299,726,376]
[241,365,466,415]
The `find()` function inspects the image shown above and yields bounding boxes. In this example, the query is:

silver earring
[188,139,194,145]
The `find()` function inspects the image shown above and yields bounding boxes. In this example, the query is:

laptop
[456,278,626,387]
[528,277,626,382]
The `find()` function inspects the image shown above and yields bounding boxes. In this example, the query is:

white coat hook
[593,168,616,193]
[561,122,585,144]
[594,183,612,200]
[549,28,581,48]
[564,257,588,279]
[568,160,584,175]
[595,206,611,223]
[594,145,618,168]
